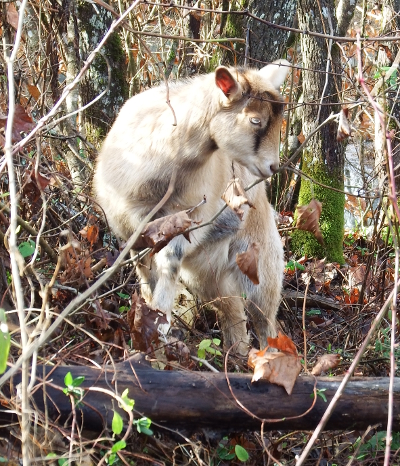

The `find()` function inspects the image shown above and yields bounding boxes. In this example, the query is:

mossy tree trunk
[291,0,355,264]
[78,2,128,141]
[215,0,296,68]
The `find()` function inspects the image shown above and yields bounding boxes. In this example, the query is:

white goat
[94,60,289,354]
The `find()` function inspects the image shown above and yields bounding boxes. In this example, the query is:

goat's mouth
[251,165,273,179]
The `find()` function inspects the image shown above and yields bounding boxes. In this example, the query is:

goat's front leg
[150,237,186,332]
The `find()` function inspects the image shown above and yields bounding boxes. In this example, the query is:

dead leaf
[59,246,93,286]
[236,242,260,285]
[311,353,340,375]
[296,199,324,245]
[248,333,301,395]
[267,331,298,356]
[80,224,99,247]
[165,337,191,366]
[248,347,301,395]
[27,84,41,101]
[344,287,360,304]
[349,264,367,288]
[337,108,351,141]
[222,178,254,221]
[126,292,168,352]
[133,210,193,254]
[0,105,35,142]
[6,3,19,30]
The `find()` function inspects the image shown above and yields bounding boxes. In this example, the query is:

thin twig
[3,0,31,463]
[295,279,400,466]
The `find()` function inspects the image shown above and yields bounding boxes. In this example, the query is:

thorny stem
[295,279,400,466]
[0,0,142,170]
[0,168,177,387]
[3,0,31,463]
[356,33,398,466]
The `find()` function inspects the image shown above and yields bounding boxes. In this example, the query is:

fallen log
[10,355,400,432]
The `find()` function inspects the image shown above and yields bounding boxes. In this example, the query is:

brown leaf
[80,224,99,247]
[222,178,254,221]
[126,292,168,352]
[337,108,351,141]
[236,242,260,285]
[349,264,367,288]
[296,199,324,245]
[6,3,19,30]
[248,347,302,395]
[27,84,41,101]
[311,353,340,376]
[133,210,193,254]
[267,331,298,356]
[0,105,35,142]
[164,337,191,366]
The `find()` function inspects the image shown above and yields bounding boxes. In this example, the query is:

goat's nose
[270,163,279,174]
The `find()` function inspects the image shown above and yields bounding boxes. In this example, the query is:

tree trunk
[291,0,355,264]
[9,358,400,433]
[217,0,297,67]
[60,0,87,190]
[78,1,128,138]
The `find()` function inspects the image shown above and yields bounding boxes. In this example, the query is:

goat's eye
[249,117,261,125]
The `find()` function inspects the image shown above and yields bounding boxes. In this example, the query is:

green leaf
[108,452,116,465]
[306,309,321,316]
[0,315,10,375]
[205,347,222,356]
[71,375,85,387]
[121,389,135,411]
[112,411,123,435]
[58,459,68,466]
[46,453,58,458]
[235,445,249,462]
[212,338,221,346]
[64,372,73,387]
[111,439,126,453]
[198,339,212,350]
[136,417,153,435]
[18,240,36,258]
[285,260,305,271]
[117,292,130,299]
[197,348,206,360]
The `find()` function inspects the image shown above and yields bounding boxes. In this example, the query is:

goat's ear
[215,66,240,97]
[259,59,290,90]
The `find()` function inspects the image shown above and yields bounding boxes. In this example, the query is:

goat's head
[210,60,290,178]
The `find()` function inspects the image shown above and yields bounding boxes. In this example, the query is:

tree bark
[291,0,355,264]
[10,357,400,433]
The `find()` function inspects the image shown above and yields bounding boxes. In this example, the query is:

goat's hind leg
[147,237,186,330]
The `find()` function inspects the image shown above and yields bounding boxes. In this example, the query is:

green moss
[209,0,248,68]
[291,149,345,264]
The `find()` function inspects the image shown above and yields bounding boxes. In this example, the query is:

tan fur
[94,61,289,354]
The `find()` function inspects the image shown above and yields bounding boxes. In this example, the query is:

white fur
[94,62,289,354]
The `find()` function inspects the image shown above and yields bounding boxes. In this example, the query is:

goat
[94,60,289,354]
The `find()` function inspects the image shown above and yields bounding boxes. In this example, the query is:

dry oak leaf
[296,199,324,245]
[133,210,193,254]
[267,331,298,355]
[222,177,254,221]
[236,242,260,285]
[248,332,302,395]
[311,353,340,376]
[80,224,99,247]
[0,105,35,143]
[165,337,191,366]
[126,292,168,353]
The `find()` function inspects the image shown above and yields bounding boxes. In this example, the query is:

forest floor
[1,209,398,466]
